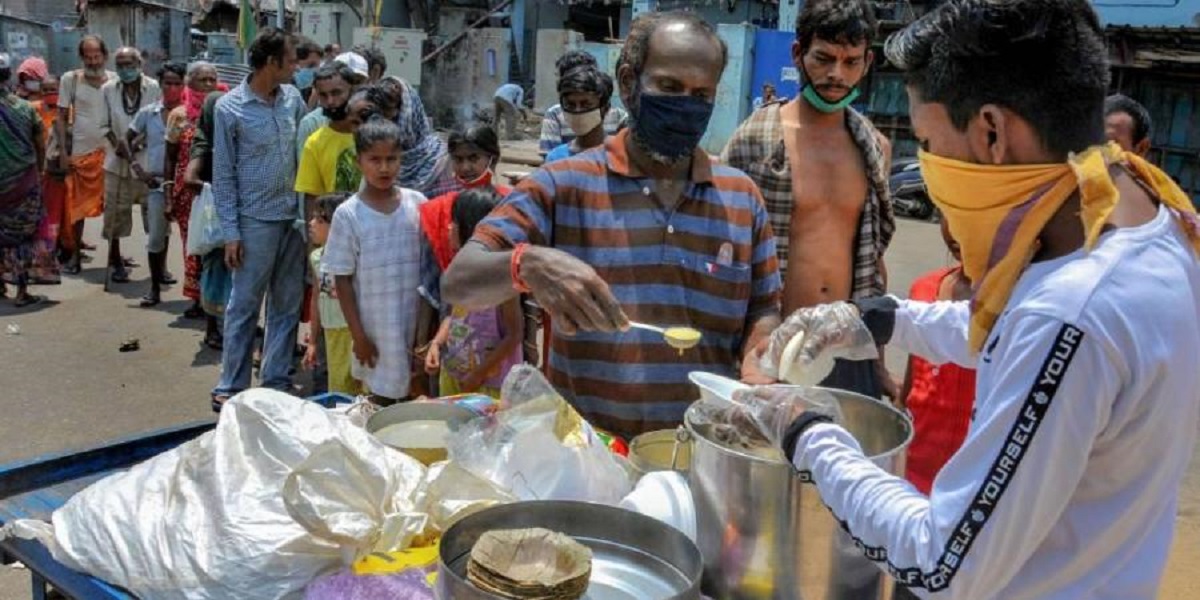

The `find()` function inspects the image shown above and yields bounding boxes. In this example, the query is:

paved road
[0,211,1195,598]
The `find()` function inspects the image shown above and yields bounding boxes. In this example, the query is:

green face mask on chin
[800,84,860,113]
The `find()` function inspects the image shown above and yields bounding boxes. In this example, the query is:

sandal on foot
[160,271,177,285]
[139,294,161,308]
[211,394,231,413]
[110,269,131,284]
[13,294,44,308]
[183,304,206,319]
[119,338,140,352]
[204,332,224,351]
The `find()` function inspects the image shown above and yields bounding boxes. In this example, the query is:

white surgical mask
[23,80,42,92]
[564,109,603,137]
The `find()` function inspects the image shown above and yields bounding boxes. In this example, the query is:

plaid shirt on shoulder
[721,103,895,299]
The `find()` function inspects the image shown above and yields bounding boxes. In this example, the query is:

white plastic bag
[1,389,428,600]
[186,183,224,256]
[446,365,633,505]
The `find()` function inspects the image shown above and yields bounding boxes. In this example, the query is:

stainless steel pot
[685,374,912,600]
[437,500,704,600]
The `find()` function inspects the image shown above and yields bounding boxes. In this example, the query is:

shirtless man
[723,0,895,398]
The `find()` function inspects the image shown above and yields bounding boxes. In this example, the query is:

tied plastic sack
[446,365,633,505]
[186,182,224,256]
[0,389,429,600]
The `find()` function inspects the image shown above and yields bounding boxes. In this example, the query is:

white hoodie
[796,206,1200,599]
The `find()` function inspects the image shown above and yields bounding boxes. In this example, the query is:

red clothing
[903,266,976,495]
[419,175,510,270]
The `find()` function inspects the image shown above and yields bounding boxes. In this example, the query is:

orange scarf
[920,142,1200,352]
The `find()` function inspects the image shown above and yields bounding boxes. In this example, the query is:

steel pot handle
[671,426,692,471]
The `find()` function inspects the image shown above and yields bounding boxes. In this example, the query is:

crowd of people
[1,0,1198,595]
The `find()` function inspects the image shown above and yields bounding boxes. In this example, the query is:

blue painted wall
[1092,0,1199,28]
[751,29,800,103]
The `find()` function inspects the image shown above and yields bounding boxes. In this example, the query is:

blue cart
[0,394,351,600]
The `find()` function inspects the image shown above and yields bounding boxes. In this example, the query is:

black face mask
[323,101,349,121]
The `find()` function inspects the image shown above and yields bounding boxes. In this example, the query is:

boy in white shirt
[742,1,1200,598]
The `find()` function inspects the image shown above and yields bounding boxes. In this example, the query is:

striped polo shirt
[473,129,782,437]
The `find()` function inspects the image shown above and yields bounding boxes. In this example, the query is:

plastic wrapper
[186,183,224,256]
[414,462,517,533]
[759,301,879,383]
[304,542,440,600]
[0,389,429,600]
[447,365,634,505]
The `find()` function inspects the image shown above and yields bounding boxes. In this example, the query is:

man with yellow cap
[736,0,1200,598]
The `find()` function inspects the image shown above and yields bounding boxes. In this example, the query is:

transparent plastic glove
[759,301,879,383]
[728,385,844,451]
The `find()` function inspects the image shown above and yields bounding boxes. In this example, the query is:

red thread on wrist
[511,243,532,294]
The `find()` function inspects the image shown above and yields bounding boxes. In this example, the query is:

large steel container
[437,500,703,600]
[685,373,913,600]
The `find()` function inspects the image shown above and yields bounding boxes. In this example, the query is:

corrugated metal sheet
[1131,77,1200,204]
[0,15,82,76]
[87,1,192,76]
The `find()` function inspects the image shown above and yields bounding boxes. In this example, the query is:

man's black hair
[314,61,356,85]
[556,50,597,76]
[295,36,322,61]
[353,45,387,75]
[796,0,877,53]
[158,61,186,82]
[618,10,728,77]
[885,0,1110,158]
[354,115,402,154]
[248,27,292,71]
[78,34,109,58]
[448,124,501,158]
[314,192,351,222]
[452,186,501,246]
[1104,94,1153,145]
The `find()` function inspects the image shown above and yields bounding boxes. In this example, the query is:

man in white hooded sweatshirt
[740,0,1200,598]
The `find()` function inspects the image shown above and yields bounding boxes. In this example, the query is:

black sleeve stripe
[806,324,1085,592]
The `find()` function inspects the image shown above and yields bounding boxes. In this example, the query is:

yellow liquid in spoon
[663,327,703,353]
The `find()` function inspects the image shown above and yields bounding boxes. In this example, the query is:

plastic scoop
[630,322,703,353]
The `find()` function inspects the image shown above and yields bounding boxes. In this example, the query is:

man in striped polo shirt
[443,11,783,438]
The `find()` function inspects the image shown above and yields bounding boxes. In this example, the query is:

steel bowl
[437,500,704,600]
[365,402,476,465]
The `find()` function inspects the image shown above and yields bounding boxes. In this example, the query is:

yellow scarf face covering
[919,142,1200,353]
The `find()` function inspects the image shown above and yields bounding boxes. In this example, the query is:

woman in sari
[17,59,61,284]
[166,62,219,318]
[0,54,47,307]
[376,77,458,197]
[185,91,230,349]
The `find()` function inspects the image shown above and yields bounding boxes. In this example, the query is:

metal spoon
[629,322,703,351]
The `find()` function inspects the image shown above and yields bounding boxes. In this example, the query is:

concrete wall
[424,27,511,128]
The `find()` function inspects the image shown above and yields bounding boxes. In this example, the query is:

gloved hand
[729,385,844,458]
[759,301,880,382]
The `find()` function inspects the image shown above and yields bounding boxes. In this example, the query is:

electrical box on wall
[352,27,427,87]
[300,3,360,50]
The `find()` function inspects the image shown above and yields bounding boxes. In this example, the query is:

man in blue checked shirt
[210,28,307,411]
